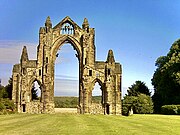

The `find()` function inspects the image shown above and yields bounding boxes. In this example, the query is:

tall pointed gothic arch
[12,16,122,115]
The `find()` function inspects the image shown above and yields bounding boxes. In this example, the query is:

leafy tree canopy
[122,94,153,115]
[127,81,151,96]
[0,78,12,99]
[123,81,153,115]
[31,83,38,100]
[152,39,180,113]
[0,78,16,114]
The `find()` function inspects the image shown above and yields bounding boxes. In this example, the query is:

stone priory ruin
[12,16,122,115]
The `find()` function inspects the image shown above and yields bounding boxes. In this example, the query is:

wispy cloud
[54,79,78,96]
[0,40,37,85]
[55,75,78,80]
[55,57,72,64]
[0,40,37,64]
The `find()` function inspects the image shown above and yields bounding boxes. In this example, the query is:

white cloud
[0,40,37,64]
[0,40,37,85]
[55,57,72,64]
[122,87,128,98]
[55,44,78,64]
[54,79,78,96]
[55,74,78,80]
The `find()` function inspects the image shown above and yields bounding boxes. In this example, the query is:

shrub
[161,105,180,115]
[0,98,16,114]
[122,96,136,116]
[0,102,5,111]
[134,94,154,114]
[122,94,154,115]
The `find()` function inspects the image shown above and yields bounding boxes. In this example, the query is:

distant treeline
[54,96,101,108]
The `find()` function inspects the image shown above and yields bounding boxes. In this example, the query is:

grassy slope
[0,114,180,135]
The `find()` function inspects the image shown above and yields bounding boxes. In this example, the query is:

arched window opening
[60,23,74,35]
[54,43,79,109]
[92,82,102,104]
[91,81,104,114]
[31,81,41,101]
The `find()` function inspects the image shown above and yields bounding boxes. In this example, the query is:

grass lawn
[0,114,180,135]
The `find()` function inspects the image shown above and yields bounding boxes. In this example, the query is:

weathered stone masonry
[12,16,122,114]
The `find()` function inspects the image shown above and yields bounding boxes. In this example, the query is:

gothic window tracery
[60,23,74,35]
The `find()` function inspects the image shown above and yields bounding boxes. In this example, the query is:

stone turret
[82,18,89,30]
[39,27,45,34]
[21,46,29,63]
[45,16,52,28]
[106,50,115,63]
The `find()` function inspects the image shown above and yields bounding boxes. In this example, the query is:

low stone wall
[26,101,43,113]
[90,103,104,114]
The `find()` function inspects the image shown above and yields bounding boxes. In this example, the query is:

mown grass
[0,114,180,135]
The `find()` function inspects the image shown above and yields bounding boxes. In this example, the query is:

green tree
[31,83,38,100]
[127,81,151,96]
[122,95,136,115]
[0,83,4,90]
[0,87,8,98]
[122,94,153,115]
[0,78,13,99]
[152,39,180,113]
[135,94,153,114]
[0,78,16,114]
[5,78,12,99]
[123,81,153,115]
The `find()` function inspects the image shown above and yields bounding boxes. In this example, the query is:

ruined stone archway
[50,36,82,111]
[89,78,104,114]
[12,16,122,115]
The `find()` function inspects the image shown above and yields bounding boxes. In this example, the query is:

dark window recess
[87,28,89,33]
[46,57,48,63]
[45,65,48,73]
[89,70,92,76]
[106,104,110,115]
[108,69,111,75]
[39,69,41,76]
[85,58,87,64]
[22,104,26,112]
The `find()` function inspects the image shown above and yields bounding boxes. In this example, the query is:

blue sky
[0,0,180,96]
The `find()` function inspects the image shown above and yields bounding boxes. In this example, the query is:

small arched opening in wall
[90,79,104,114]
[31,80,42,101]
[22,79,43,113]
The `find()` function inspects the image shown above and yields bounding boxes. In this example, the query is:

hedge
[161,105,180,115]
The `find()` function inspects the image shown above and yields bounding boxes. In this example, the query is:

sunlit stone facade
[12,16,122,114]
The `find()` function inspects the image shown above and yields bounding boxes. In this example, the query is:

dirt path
[55,108,77,113]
